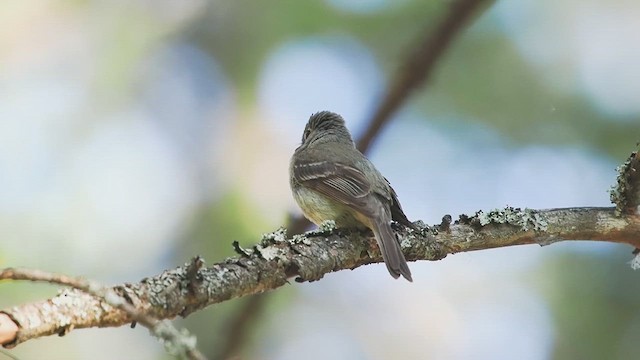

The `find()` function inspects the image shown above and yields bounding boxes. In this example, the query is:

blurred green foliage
[539,250,640,360]
[189,1,443,104]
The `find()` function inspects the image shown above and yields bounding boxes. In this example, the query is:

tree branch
[356,0,493,153]
[2,206,638,347]
[0,266,207,359]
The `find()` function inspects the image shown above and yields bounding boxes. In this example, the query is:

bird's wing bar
[293,161,374,215]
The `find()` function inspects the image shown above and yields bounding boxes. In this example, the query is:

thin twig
[0,268,207,360]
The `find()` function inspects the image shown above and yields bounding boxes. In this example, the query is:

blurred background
[1,0,640,359]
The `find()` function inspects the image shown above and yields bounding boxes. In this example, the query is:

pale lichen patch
[609,147,640,216]
[292,234,311,245]
[255,245,286,261]
[319,220,336,232]
[596,211,627,231]
[261,227,288,245]
[630,253,640,270]
[475,207,547,232]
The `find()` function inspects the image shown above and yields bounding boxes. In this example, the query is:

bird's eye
[302,128,311,142]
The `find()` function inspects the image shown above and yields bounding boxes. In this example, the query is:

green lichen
[260,227,288,245]
[630,253,640,270]
[255,245,286,261]
[610,164,627,216]
[609,148,640,216]
[292,233,311,245]
[257,227,290,260]
[318,220,337,232]
[475,207,547,232]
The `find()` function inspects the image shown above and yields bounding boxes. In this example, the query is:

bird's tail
[372,217,413,282]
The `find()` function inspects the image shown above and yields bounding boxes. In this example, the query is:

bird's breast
[291,186,362,228]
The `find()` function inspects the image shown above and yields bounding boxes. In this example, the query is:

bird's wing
[385,177,418,230]
[292,161,375,216]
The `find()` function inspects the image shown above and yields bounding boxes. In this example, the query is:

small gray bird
[289,111,416,281]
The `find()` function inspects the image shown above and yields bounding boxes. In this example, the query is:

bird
[289,111,417,281]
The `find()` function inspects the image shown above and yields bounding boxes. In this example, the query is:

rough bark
[2,206,639,348]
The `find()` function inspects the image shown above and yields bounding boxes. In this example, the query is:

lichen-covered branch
[610,144,640,216]
[2,206,639,348]
[609,143,640,262]
[0,267,207,359]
